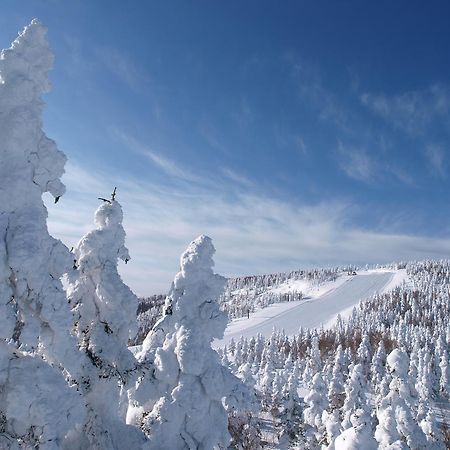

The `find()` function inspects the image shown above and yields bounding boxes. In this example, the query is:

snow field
[216,271,396,347]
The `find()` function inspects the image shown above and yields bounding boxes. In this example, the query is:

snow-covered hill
[219,261,449,448]
[215,270,403,346]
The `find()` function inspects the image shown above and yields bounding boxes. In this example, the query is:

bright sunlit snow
[215,271,395,346]
[1,9,449,450]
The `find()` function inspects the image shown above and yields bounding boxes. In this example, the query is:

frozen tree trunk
[130,235,248,449]
[66,195,146,448]
[0,20,85,448]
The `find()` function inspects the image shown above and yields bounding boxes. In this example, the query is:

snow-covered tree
[375,349,427,450]
[66,193,145,448]
[271,371,285,414]
[356,333,371,371]
[419,410,444,449]
[131,235,248,449]
[438,348,449,398]
[322,409,341,449]
[304,372,328,446]
[227,363,262,449]
[334,409,377,450]
[328,345,345,411]
[278,372,303,446]
[260,360,275,409]
[238,362,256,392]
[0,20,85,448]
[341,363,369,430]
[303,335,321,386]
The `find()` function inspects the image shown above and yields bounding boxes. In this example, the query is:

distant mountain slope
[132,264,405,345]
[215,270,398,346]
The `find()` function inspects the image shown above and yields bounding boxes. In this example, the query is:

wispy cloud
[233,97,254,129]
[198,118,229,154]
[337,142,377,182]
[94,46,149,91]
[273,124,308,155]
[221,167,253,187]
[337,141,416,187]
[361,83,450,135]
[286,54,349,131]
[111,129,203,183]
[425,144,447,179]
[46,158,450,296]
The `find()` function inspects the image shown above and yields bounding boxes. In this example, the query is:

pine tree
[303,335,322,386]
[334,409,377,450]
[131,236,248,449]
[356,334,371,372]
[328,345,345,411]
[375,349,427,450]
[439,348,449,398]
[341,364,369,430]
[66,193,145,448]
[370,340,386,392]
[260,360,275,410]
[419,410,444,449]
[278,372,304,446]
[304,372,328,446]
[0,20,85,448]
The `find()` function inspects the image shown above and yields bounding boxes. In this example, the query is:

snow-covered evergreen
[131,235,248,449]
[66,192,145,448]
[0,20,85,448]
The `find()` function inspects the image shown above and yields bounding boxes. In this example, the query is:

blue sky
[2,1,450,294]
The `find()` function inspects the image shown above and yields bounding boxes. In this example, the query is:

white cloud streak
[46,158,450,297]
[425,144,447,179]
[337,141,416,186]
[337,142,376,182]
[111,129,203,183]
[94,46,149,91]
[361,83,450,135]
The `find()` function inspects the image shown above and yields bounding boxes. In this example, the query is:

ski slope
[215,272,394,347]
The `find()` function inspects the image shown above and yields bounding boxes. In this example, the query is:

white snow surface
[215,270,400,347]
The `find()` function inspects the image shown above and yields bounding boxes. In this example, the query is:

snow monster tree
[66,192,145,448]
[130,235,248,449]
[0,20,85,448]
